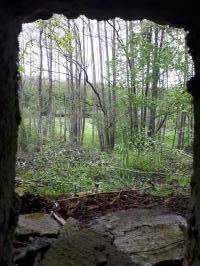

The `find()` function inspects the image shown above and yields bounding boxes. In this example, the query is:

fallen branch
[50,211,66,225]
[56,191,111,202]
[56,187,155,203]
[109,166,167,177]
[109,190,123,205]
[16,179,45,187]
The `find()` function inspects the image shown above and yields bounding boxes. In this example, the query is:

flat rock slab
[16,213,61,237]
[89,207,186,265]
[41,229,136,266]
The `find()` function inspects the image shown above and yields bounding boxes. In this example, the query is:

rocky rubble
[14,207,186,266]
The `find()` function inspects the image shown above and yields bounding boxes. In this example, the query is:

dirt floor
[18,190,189,225]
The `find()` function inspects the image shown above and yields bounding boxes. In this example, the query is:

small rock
[58,217,80,238]
[16,213,61,237]
[41,229,135,266]
[15,237,55,266]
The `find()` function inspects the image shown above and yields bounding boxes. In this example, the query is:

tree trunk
[38,26,43,148]
[104,20,115,151]
[88,19,102,148]
[64,58,70,142]
[67,20,78,144]
[129,21,139,136]
[142,24,152,135]
[111,19,117,149]
[97,21,110,151]
[74,25,81,143]
[148,26,164,139]
[177,39,188,150]
[177,111,187,150]
[125,21,134,141]
[80,18,87,144]
[45,27,53,136]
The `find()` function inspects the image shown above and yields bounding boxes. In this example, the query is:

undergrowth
[16,141,191,197]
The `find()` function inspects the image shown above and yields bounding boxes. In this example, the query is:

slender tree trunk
[104,20,115,151]
[125,21,133,141]
[111,19,117,149]
[38,27,44,149]
[95,21,106,150]
[88,20,101,147]
[177,39,188,150]
[67,20,78,144]
[172,114,179,149]
[129,21,139,136]
[46,31,53,136]
[148,26,164,139]
[57,50,63,139]
[80,18,87,144]
[64,58,70,142]
[97,21,110,151]
[74,25,81,143]
[177,111,187,149]
[142,25,152,135]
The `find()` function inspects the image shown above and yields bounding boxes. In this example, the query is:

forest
[16,15,193,197]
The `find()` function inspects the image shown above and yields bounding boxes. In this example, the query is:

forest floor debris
[18,190,189,225]
[15,191,188,266]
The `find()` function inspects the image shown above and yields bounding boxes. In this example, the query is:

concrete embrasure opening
[13,14,193,265]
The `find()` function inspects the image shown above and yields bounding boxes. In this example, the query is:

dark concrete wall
[5,0,200,27]
[0,1,200,266]
[0,9,21,266]
[185,28,200,265]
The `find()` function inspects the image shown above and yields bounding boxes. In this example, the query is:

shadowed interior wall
[185,28,200,265]
[0,9,21,265]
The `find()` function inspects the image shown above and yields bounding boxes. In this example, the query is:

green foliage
[17,17,193,198]
[16,139,191,197]
[18,64,25,73]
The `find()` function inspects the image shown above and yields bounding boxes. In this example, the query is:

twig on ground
[50,211,66,225]
[109,166,167,177]
[56,188,155,203]
[109,190,123,205]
